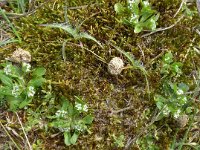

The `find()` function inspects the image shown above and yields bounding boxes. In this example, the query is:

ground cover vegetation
[0,0,200,149]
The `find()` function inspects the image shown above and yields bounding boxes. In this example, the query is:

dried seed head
[108,57,124,75]
[6,48,31,63]
[175,115,189,128]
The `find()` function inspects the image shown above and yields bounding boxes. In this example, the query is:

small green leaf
[64,131,71,146]
[28,77,46,87]
[82,115,93,124]
[68,103,74,116]
[134,24,143,33]
[0,86,12,96]
[61,97,70,110]
[7,96,21,111]
[19,98,32,109]
[114,3,125,14]
[79,32,103,48]
[163,52,173,64]
[32,67,46,77]
[0,72,13,87]
[70,132,79,145]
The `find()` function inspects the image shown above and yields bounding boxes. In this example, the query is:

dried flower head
[6,48,31,63]
[175,115,189,128]
[108,57,124,75]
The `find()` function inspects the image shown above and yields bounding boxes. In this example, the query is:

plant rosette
[0,61,46,111]
[49,96,93,145]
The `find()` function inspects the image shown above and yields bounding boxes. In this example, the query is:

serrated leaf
[32,67,46,77]
[70,132,79,145]
[41,23,79,38]
[79,32,103,48]
[64,131,71,146]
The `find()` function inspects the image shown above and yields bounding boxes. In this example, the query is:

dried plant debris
[108,57,124,75]
[175,115,189,128]
[6,48,31,63]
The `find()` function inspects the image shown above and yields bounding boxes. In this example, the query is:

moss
[1,0,200,149]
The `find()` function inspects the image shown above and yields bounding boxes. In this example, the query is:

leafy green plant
[112,133,125,148]
[111,43,149,94]
[136,134,159,150]
[40,23,102,48]
[154,82,190,119]
[155,52,191,119]
[49,96,93,146]
[0,61,46,111]
[114,0,159,33]
[160,51,182,77]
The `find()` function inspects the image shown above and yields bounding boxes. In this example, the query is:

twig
[173,0,186,18]
[15,112,32,150]
[0,121,21,150]
[68,42,107,64]
[124,107,164,149]
[141,15,184,37]
[111,106,134,114]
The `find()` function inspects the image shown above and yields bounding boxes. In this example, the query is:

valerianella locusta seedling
[49,97,93,146]
[0,61,46,111]
[114,0,159,33]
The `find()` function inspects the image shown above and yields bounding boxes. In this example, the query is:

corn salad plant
[49,96,93,145]
[114,0,159,33]
[0,61,46,111]
[154,52,191,119]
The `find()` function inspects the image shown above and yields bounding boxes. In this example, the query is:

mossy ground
[0,0,200,149]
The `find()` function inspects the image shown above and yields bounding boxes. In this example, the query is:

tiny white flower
[59,127,70,132]
[74,125,82,131]
[4,64,12,75]
[130,14,139,23]
[27,86,35,97]
[75,102,82,111]
[143,1,150,6]
[174,109,181,118]
[12,84,20,97]
[55,110,68,118]
[177,89,184,95]
[22,62,31,72]
[163,106,170,116]
[83,104,88,112]
[75,102,88,112]
[128,0,135,4]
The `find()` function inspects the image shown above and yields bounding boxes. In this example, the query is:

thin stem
[0,121,21,150]
[15,112,33,150]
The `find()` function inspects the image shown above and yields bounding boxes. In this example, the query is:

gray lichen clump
[176,115,189,128]
[6,48,31,63]
[108,57,124,75]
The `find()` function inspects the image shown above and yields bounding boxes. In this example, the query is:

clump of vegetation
[0,61,46,111]
[49,96,93,146]
[114,0,159,33]
[0,0,200,149]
